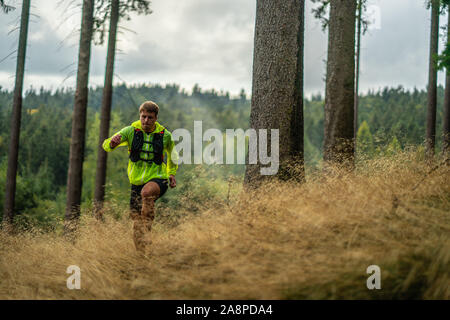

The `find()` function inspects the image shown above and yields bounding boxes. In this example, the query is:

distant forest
[0,83,446,217]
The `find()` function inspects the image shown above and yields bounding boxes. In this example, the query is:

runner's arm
[165,131,179,176]
[102,126,132,152]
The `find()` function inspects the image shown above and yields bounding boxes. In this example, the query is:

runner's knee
[141,188,157,200]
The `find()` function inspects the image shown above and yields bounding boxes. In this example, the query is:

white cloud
[0,0,448,97]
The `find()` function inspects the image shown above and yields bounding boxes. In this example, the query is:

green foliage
[0,83,444,227]
[304,98,324,162]
[311,0,370,34]
[304,136,321,167]
[437,42,450,70]
[0,158,56,221]
[310,0,330,31]
[385,136,402,156]
[435,0,450,70]
[425,0,448,10]
[305,85,444,161]
[357,120,374,156]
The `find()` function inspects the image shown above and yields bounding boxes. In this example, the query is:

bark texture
[3,0,30,227]
[65,0,94,232]
[426,0,439,158]
[354,0,362,141]
[323,0,357,166]
[244,0,305,187]
[443,10,450,156]
[94,0,120,216]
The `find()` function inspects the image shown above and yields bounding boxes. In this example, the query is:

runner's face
[140,111,157,133]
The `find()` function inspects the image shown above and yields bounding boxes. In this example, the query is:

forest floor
[0,151,449,299]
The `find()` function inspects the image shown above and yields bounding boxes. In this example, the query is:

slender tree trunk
[2,0,30,229]
[443,11,450,157]
[323,0,357,167]
[65,0,94,234]
[244,0,305,187]
[354,0,362,142]
[426,0,439,159]
[94,0,120,218]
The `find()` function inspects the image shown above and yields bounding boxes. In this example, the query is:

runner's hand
[169,175,176,188]
[110,134,122,148]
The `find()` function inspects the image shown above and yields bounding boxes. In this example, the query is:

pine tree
[425,0,440,159]
[94,0,120,218]
[323,0,357,167]
[2,0,30,230]
[93,0,152,217]
[443,2,450,156]
[356,120,374,156]
[354,0,363,141]
[311,0,370,151]
[65,0,95,234]
[244,0,305,187]
[385,136,401,156]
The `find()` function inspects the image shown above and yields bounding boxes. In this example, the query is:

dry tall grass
[0,151,449,299]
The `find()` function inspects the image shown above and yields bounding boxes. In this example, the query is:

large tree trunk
[244,0,305,187]
[354,0,362,142]
[426,0,439,159]
[443,11,450,157]
[2,0,30,229]
[323,0,357,166]
[94,0,120,217]
[65,0,94,233]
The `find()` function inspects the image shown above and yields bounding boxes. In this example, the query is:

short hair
[139,101,159,115]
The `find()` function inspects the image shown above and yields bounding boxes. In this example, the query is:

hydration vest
[129,128,165,165]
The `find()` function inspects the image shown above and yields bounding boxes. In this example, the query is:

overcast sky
[0,0,448,98]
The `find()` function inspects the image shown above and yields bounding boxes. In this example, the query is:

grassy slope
[0,151,449,299]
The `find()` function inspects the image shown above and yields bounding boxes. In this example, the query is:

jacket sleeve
[102,126,132,152]
[165,130,179,176]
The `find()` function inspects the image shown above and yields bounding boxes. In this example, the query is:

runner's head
[139,101,159,116]
[139,101,159,133]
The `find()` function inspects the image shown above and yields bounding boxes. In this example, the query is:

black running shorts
[130,178,169,213]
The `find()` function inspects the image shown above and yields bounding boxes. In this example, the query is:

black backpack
[129,128,165,165]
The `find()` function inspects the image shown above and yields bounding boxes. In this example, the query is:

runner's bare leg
[133,182,160,253]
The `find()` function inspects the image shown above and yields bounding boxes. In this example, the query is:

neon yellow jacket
[103,120,178,185]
